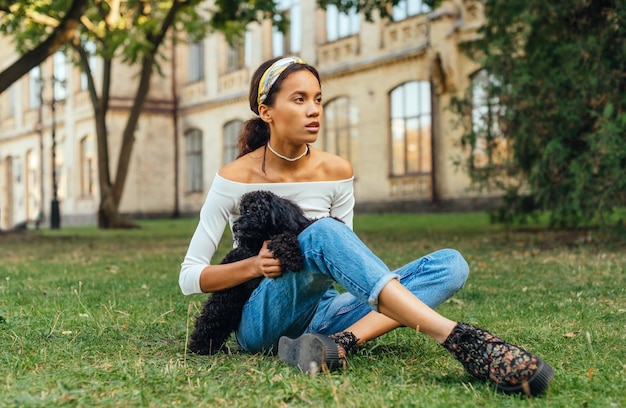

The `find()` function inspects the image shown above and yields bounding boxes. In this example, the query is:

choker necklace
[267,143,309,162]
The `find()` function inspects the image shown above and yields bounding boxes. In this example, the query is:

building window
[323,96,357,161]
[392,0,430,21]
[188,40,204,82]
[29,66,42,109]
[390,81,432,176]
[80,40,97,90]
[470,69,508,169]
[55,140,66,200]
[26,149,40,220]
[223,120,242,164]
[80,136,96,196]
[14,157,22,183]
[53,51,67,101]
[185,128,203,193]
[226,31,252,72]
[272,0,302,57]
[7,85,15,117]
[326,5,360,42]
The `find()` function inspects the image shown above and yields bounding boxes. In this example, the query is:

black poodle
[188,190,338,355]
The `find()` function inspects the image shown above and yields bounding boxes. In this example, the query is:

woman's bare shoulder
[218,152,264,183]
[313,148,353,180]
[218,147,353,183]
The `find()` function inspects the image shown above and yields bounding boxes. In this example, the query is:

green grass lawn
[1,214,625,407]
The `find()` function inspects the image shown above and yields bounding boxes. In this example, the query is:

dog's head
[233,191,309,245]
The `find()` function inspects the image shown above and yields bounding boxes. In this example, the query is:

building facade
[0,0,490,230]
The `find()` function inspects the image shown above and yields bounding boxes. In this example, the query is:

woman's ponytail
[237,117,269,158]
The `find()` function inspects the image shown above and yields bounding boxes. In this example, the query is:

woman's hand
[255,241,283,278]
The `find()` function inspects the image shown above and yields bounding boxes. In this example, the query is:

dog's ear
[272,195,306,232]
[245,190,307,233]
[269,202,279,228]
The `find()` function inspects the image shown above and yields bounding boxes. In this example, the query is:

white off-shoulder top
[179,174,355,295]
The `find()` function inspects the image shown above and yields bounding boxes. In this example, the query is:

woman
[180,56,553,396]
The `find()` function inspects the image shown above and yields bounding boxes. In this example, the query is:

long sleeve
[179,174,355,295]
[329,178,355,229]
[179,182,237,295]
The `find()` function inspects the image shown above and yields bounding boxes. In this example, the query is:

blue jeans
[236,218,469,354]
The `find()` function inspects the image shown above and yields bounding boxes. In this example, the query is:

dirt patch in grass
[0,230,39,243]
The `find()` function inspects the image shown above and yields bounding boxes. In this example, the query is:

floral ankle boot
[442,322,554,396]
[329,331,360,358]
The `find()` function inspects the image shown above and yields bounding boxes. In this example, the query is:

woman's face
[262,69,323,145]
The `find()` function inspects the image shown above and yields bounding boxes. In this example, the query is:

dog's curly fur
[188,190,337,355]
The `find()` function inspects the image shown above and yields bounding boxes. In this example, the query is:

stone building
[0,0,493,229]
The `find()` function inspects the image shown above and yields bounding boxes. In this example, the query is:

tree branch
[111,0,194,206]
[0,0,88,94]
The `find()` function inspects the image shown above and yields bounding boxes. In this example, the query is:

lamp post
[36,72,45,230]
[38,74,62,229]
[50,78,60,230]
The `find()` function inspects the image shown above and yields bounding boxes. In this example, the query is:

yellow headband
[257,56,306,105]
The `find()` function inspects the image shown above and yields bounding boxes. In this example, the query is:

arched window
[323,96,357,161]
[185,128,203,193]
[389,81,432,176]
[26,149,40,220]
[79,136,96,197]
[223,120,243,164]
[14,156,22,183]
[55,139,66,200]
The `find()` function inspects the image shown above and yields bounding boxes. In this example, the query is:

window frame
[388,80,432,177]
[272,0,302,57]
[326,4,360,42]
[392,0,430,21]
[188,40,205,83]
[323,96,355,162]
[184,128,204,193]
[222,120,242,165]
[53,51,67,101]
[226,31,252,72]
[79,135,96,197]
[29,66,42,110]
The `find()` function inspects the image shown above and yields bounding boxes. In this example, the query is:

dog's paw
[282,254,304,272]
[268,233,305,272]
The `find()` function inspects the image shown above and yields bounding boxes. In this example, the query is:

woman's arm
[198,241,283,292]
[179,179,238,295]
[179,176,284,295]
[198,260,259,292]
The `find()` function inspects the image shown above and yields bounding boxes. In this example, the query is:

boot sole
[278,333,343,375]
[497,357,554,396]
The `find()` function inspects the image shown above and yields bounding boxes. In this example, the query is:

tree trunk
[97,1,190,228]
[94,56,138,229]
[79,44,130,229]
